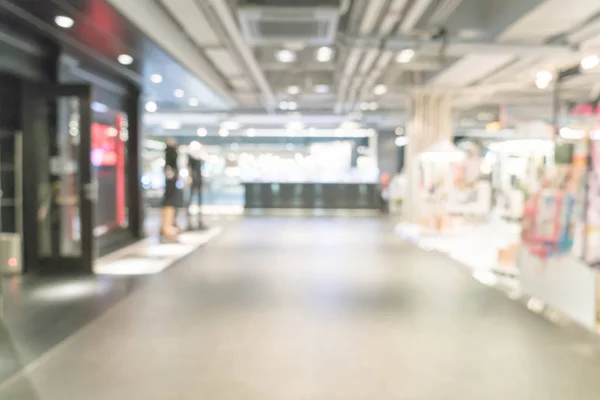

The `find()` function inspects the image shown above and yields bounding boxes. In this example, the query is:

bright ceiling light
[314,84,329,93]
[536,70,553,82]
[395,137,409,147]
[145,101,158,113]
[246,128,256,137]
[117,54,134,65]
[276,49,296,63]
[174,89,185,98]
[373,84,387,95]
[316,46,333,62]
[395,127,404,136]
[196,128,207,137]
[162,121,181,130]
[55,15,74,28]
[219,128,229,137]
[150,74,163,83]
[581,55,600,70]
[221,121,241,130]
[287,85,300,95]
[396,49,415,63]
[188,98,200,107]
[536,79,550,89]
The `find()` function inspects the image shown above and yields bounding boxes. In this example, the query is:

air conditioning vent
[238,4,340,45]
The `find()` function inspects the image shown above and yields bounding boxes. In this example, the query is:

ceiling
[7,0,600,135]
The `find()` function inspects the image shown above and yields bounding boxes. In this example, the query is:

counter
[243,182,380,209]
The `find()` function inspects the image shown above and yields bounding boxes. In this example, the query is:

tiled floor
[2,217,600,399]
[0,224,223,388]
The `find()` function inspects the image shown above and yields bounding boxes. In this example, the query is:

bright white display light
[280,101,298,111]
[219,128,229,137]
[162,121,181,130]
[559,127,585,140]
[55,15,74,28]
[287,85,300,95]
[196,128,207,137]
[395,137,409,147]
[221,121,241,130]
[276,49,296,63]
[316,46,333,62]
[145,101,158,113]
[314,84,330,93]
[360,102,379,111]
[117,54,134,65]
[373,84,387,95]
[188,98,200,107]
[396,49,415,63]
[174,89,185,98]
[536,70,552,82]
[150,74,163,83]
[581,55,600,70]
[286,120,305,130]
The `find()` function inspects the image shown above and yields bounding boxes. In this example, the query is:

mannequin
[186,141,207,230]
[161,139,180,241]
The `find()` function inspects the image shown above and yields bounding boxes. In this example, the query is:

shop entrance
[22,83,96,273]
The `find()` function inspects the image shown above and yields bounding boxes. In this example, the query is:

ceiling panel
[500,0,600,42]
[428,54,514,87]
[158,0,221,47]
[205,48,244,77]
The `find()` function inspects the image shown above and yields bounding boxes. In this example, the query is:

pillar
[403,91,453,223]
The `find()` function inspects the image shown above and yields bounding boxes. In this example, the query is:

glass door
[22,83,95,273]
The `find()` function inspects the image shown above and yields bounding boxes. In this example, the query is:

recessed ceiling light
[246,128,256,137]
[395,127,404,136]
[287,85,300,95]
[396,49,415,63]
[316,46,333,62]
[314,84,329,93]
[150,74,163,83]
[196,128,207,137]
[55,15,74,29]
[536,79,550,89]
[373,84,387,95]
[174,89,185,98]
[145,101,158,113]
[276,49,296,63]
[117,54,134,65]
[188,98,200,107]
[581,55,600,70]
[219,128,229,137]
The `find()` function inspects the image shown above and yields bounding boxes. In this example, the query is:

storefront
[0,7,143,274]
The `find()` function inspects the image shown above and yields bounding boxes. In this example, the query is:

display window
[92,109,128,236]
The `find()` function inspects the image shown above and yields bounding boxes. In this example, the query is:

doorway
[22,82,96,273]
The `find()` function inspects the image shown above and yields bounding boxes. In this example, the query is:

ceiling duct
[237,0,342,45]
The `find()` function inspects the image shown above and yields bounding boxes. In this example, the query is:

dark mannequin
[161,139,179,241]
[187,151,207,230]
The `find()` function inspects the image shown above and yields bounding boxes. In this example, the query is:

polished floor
[2,217,600,399]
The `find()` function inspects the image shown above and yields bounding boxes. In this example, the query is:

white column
[403,91,453,223]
